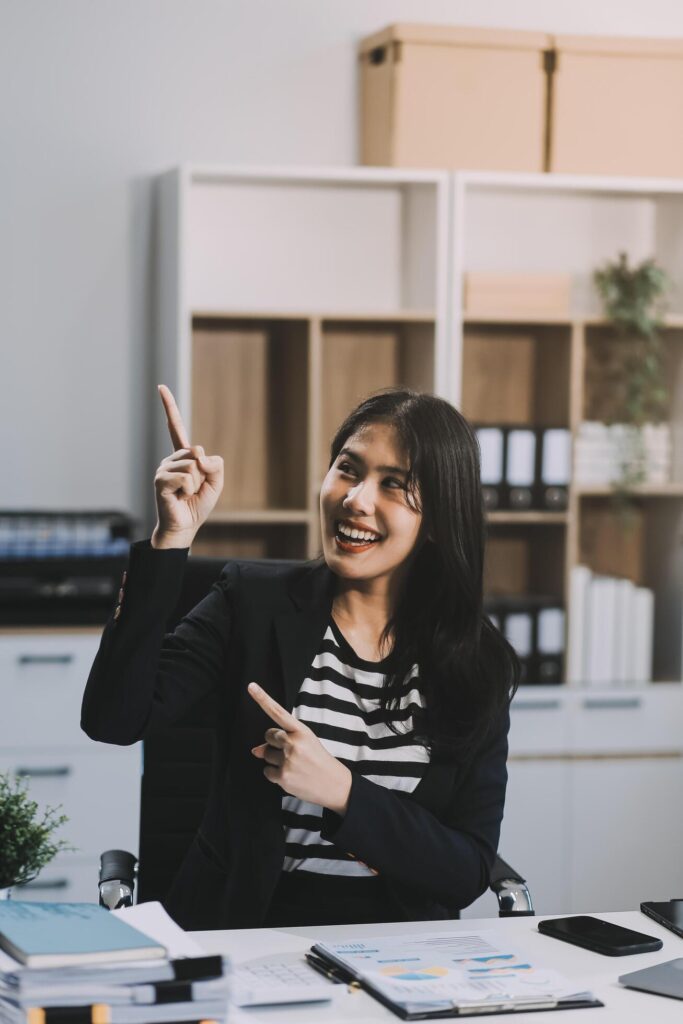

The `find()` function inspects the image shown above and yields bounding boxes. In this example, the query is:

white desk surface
[193,910,683,1023]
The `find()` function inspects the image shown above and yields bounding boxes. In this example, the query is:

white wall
[4,0,683,529]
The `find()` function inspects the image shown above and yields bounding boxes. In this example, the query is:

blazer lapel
[274,561,336,710]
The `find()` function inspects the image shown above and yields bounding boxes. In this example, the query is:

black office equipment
[0,511,133,626]
[641,899,683,940]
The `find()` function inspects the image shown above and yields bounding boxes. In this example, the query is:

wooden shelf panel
[488,512,569,525]
[206,510,311,524]
[463,314,683,329]
[193,309,436,324]
[576,484,683,497]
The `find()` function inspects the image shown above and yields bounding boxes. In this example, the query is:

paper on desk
[314,930,594,1012]
[113,902,205,959]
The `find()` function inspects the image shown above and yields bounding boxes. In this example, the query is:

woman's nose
[342,481,375,514]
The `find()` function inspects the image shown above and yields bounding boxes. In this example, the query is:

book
[0,904,165,969]
[311,930,602,1019]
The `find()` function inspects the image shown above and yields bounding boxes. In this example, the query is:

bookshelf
[158,166,683,685]
[451,172,683,688]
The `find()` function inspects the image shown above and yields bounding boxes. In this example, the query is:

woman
[81,385,519,929]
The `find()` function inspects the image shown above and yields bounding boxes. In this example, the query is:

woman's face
[320,421,423,589]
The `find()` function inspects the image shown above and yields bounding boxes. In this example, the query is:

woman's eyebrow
[339,447,408,476]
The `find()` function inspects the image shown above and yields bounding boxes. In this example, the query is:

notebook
[0,902,165,968]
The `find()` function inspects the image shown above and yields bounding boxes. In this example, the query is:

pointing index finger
[248,682,298,731]
[158,384,191,451]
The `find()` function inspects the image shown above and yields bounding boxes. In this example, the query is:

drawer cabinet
[462,686,683,919]
[0,633,101,747]
[0,630,141,899]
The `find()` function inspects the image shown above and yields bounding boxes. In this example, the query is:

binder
[503,608,534,685]
[486,596,565,685]
[539,429,571,510]
[476,427,504,510]
[536,606,565,685]
[505,429,536,510]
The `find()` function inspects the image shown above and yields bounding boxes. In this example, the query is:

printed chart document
[311,930,602,1018]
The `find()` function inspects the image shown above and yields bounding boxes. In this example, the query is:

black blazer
[81,541,509,930]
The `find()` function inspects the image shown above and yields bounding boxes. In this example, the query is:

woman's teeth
[336,522,380,544]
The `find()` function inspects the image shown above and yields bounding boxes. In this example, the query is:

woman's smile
[320,422,422,588]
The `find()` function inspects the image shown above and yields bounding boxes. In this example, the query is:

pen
[304,952,352,985]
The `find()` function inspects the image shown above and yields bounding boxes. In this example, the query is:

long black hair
[327,388,519,760]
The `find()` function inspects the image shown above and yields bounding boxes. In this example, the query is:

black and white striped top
[282,617,431,876]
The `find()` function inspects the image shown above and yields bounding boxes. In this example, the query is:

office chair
[99,556,533,919]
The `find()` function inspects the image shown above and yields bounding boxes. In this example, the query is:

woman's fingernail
[248,682,260,693]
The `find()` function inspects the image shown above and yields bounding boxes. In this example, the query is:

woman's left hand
[248,682,352,815]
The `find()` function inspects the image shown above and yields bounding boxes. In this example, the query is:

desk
[193,911,683,1022]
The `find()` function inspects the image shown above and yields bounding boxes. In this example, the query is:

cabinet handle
[17,654,74,666]
[19,878,69,891]
[582,697,642,710]
[512,699,562,711]
[15,766,72,779]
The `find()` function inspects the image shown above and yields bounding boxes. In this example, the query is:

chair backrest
[136,556,226,903]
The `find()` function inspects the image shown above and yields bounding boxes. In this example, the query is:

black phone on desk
[641,899,683,939]
[538,915,663,956]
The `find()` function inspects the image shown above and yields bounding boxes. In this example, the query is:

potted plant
[0,771,71,898]
[593,252,671,491]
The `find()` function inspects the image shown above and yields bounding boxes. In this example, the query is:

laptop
[619,959,683,1001]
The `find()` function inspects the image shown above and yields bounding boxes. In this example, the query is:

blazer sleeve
[81,540,236,745]
[320,707,510,909]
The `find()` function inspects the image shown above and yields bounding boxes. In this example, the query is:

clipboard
[309,940,603,1019]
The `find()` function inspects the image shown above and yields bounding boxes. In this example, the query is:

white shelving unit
[157,166,450,560]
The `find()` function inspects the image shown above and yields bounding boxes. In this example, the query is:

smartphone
[641,899,683,939]
[538,915,663,956]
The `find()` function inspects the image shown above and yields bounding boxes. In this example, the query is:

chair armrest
[489,854,535,917]
[98,849,137,909]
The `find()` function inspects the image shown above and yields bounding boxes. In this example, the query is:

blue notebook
[0,902,166,968]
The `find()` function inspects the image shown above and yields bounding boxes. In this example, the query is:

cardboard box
[551,35,683,176]
[359,23,550,171]
[463,273,571,317]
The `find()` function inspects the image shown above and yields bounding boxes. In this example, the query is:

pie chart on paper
[381,965,449,982]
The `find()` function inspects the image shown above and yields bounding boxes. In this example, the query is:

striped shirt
[282,617,431,876]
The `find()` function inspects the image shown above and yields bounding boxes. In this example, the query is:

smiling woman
[81,386,519,930]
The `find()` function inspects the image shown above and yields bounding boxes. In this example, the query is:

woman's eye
[384,478,405,490]
[338,461,356,476]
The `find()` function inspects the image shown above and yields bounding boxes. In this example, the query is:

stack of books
[574,422,671,486]
[567,566,654,687]
[0,902,229,1024]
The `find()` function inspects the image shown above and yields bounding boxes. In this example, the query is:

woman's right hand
[151,385,224,550]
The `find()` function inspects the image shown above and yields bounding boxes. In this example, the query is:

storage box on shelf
[551,35,683,176]
[359,24,683,178]
[358,24,549,171]
[157,167,449,560]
